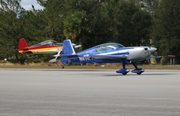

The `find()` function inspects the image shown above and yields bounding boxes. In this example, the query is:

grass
[0,62,180,70]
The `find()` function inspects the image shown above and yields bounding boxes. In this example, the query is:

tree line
[0,0,180,64]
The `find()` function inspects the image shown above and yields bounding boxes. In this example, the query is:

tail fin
[62,39,76,54]
[61,39,76,63]
[18,38,28,50]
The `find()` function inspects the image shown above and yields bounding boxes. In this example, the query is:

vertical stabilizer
[62,39,76,54]
[18,38,28,50]
[61,39,76,63]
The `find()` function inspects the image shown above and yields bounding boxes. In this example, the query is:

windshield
[36,40,58,46]
[96,43,124,52]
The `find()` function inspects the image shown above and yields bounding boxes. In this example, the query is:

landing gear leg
[131,62,144,75]
[61,63,68,69]
[116,61,130,75]
[61,58,70,69]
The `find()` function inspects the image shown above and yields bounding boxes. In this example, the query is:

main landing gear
[131,62,144,75]
[116,61,144,75]
[116,61,130,75]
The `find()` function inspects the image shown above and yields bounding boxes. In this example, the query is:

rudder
[61,39,76,54]
[18,38,28,50]
[61,39,76,63]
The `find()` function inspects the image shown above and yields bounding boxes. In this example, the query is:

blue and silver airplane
[60,39,157,75]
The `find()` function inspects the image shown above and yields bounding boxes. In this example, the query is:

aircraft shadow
[39,69,178,77]
[42,69,108,72]
[104,73,177,76]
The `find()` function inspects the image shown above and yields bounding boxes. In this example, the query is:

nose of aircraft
[145,46,157,53]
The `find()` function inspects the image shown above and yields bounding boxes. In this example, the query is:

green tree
[0,0,23,60]
[37,0,66,42]
[152,0,180,64]
[0,0,22,12]
[103,0,152,46]
[62,0,111,49]
[20,10,49,44]
[135,0,160,13]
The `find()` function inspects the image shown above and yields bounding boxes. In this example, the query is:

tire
[122,73,127,75]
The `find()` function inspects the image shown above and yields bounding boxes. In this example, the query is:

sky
[20,0,44,10]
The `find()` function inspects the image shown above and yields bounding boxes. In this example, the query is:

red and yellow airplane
[18,38,81,62]
[18,38,64,54]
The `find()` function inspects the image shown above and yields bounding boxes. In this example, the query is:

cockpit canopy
[95,43,124,52]
[35,40,62,46]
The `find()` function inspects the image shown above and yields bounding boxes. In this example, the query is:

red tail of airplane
[18,38,28,50]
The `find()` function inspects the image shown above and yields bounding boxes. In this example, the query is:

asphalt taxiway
[0,68,180,116]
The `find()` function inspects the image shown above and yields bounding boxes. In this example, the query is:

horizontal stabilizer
[74,45,81,48]
[60,54,78,58]
[49,58,56,63]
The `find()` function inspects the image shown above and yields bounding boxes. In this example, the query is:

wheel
[137,72,142,75]
[122,73,127,75]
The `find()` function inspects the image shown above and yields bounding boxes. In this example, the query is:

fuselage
[18,39,63,54]
[18,45,63,54]
[65,42,157,63]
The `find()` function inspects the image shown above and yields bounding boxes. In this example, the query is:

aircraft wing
[86,54,128,59]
